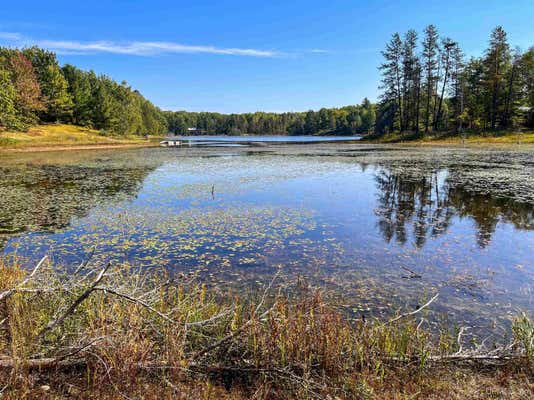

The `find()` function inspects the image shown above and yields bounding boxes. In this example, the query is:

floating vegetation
[1,145,533,336]
[6,206,343,289]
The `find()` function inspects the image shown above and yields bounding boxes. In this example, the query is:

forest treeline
[164,99,376,135]
[0,47,167,134]
[0,25,533,137]
[376,25,534,135]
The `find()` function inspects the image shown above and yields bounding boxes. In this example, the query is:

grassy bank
[0,256,532,399]
[0,124,161,151]
[363,130,534,146]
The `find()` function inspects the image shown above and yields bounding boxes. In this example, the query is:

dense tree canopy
[0,46,166,135]
[164,101,376,136]
[376,25,534,135]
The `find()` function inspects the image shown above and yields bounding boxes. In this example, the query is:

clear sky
[0,0,533,113]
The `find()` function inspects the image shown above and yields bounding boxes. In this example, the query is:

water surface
[167,135,362,143]
[1,144,533,335]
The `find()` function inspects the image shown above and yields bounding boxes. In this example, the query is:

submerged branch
[388,292,440,324]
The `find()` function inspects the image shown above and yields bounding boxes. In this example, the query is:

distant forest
[0,25,532,136]
[164,100,376,135]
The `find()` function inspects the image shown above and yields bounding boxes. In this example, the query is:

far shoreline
[3,124,534,153]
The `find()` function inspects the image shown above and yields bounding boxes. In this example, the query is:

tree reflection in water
[0,162,155,250]
[374,167,534,248]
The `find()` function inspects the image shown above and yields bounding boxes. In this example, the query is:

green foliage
[376,25,533,136]
[0,68,21,130]
[164,100,376,136]
[512,312,534,362]
[0,46,166,136]
[22,46,73,122]
[0,49,44,129]
[61,64,94,126]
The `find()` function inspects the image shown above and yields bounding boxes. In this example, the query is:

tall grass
[0,257,532,399]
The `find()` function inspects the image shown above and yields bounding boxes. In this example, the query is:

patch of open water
[1,144,532,336]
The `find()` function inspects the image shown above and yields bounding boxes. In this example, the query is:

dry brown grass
[365,130,534,147]
[0,124,159,151]
[0,257,532,399]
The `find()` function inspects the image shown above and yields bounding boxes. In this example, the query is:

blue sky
[0,0,533,113]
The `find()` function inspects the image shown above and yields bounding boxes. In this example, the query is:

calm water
[168,135,362,143]
[1,144,533,334]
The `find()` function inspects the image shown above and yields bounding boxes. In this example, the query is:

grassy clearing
[0,256,532,399]
[364,130,534,146]
[0,124,160,150]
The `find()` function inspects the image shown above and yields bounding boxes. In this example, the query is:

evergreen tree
[521,47,534,127]
[434,38,457,130]
[379,33,403,132]
[483,26,511,129]
[401,29,418,131]
[422,25,439,133]
[62,64,94,126]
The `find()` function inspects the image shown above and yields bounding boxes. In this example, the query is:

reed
[0,257,531,399]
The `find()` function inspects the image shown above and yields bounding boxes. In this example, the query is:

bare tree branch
[38,262,111,337]
[388,292,439,324]
[0,256,48,302]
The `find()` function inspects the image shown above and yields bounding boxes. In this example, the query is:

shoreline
[360,131,534,147]
[0,141,160,153]
[0,258,531,399]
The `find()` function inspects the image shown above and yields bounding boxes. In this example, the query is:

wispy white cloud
[0,31,23,40]
[308,48,331,54]
[38,39,280,57]
[0,32,281,57]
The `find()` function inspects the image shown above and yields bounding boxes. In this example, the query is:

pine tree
[449,44,465,133]
[434,38,457,130]
[521,47,534,127]
[422,25,439,133]
[379,33,403,132]
[502,49,522,127]
[483,26,511,129]
[401,29,418,131]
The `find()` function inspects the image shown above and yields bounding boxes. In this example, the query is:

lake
[166,135,362,143]
[1,143,533,335]
[163,135,362,147]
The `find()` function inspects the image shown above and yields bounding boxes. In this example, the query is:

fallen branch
[388,292,439,324]
[401,265,422,279]
[0,348,526,372]
[94,286,233,329]
[0,357,86,370]
[192,272,280,359]
[38,263,111,337]
[94,286,177,324]
[0,256,48,302]
[453,326,468,355]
